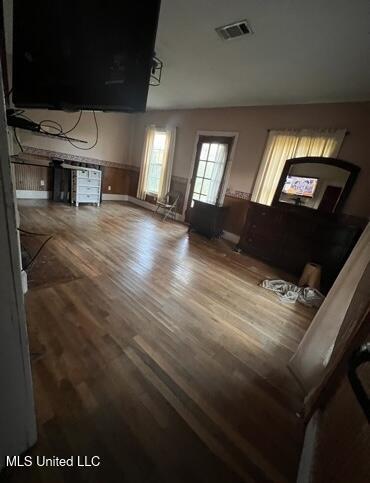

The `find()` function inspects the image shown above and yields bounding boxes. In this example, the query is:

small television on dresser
[282,175,319,198]
[237,156,364,293]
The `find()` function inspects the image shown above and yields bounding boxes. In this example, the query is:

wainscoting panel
[14,163,52,191]
[14,146,140,198]
[223,195,251,236]
[13,148,242,240]
[170,176,188,214]
[102,167,131,195]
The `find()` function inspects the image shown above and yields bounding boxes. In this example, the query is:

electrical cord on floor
[23,236,53,272]
[18,227,52,237]
[18,228,53,271]
[13,127,24,152]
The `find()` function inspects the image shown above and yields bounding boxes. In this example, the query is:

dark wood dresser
[188,200,229,239]
[238,201,366,293]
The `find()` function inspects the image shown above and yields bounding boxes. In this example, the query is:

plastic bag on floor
[260,279,324,308]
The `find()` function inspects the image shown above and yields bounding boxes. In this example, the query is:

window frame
[185,133,238,221]
[184,131,238,220]
[191,142,224,206]
[146,129,168,196]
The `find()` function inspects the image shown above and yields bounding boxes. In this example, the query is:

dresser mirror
[272,157,360,213]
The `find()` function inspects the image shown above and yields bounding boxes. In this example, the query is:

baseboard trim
[297,411,320,483]
[127,195,156,211]
[16,190,51,199]
[102,194,129,201]
[101,193,186,223]
[127,195,186,222]
[222,230,240,244]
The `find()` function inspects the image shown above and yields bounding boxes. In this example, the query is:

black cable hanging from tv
[6,109,88,144]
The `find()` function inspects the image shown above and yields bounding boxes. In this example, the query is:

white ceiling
[147,0,370,110]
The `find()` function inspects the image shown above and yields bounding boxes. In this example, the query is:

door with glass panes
[186,136,233,221]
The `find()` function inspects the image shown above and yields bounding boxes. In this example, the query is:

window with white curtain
[146,130,167,194]
[137,125,176,201]
[251,128,346,206]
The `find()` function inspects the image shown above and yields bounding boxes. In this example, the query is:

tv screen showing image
[282,175,318,198]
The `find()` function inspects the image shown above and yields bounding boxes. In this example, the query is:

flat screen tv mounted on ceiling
[12,0,161,113]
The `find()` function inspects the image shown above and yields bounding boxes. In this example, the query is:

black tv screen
[12,0,161,112]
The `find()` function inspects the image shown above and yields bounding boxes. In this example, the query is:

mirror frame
[272,156,360,213]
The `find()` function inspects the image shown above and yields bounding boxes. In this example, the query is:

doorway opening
[186,135,234,221]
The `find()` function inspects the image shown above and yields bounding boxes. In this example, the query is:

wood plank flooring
[4,201,315,483]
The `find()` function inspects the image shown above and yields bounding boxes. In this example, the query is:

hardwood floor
[5,200,315,483]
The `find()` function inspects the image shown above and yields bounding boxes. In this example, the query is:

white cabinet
[71,168,101,207]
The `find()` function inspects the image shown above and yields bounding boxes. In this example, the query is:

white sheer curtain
[206,143,228,205]
[137,125,156,200]
[137,126,176,201]
[251,128,346,206]
[157,127,176,200]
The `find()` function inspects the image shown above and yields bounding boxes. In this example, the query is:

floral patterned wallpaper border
[22,145,136,171]
[225,189,251,200]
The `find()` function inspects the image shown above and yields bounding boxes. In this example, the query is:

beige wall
[19,109,135,165]
[19,102,369,218]
[130,102,370,218]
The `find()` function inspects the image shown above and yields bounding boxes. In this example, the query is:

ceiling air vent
[216,20,252,40]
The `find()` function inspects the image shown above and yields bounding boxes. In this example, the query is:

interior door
[186,135,233,221]
[0,70,37,466]
[298,333,370,483]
